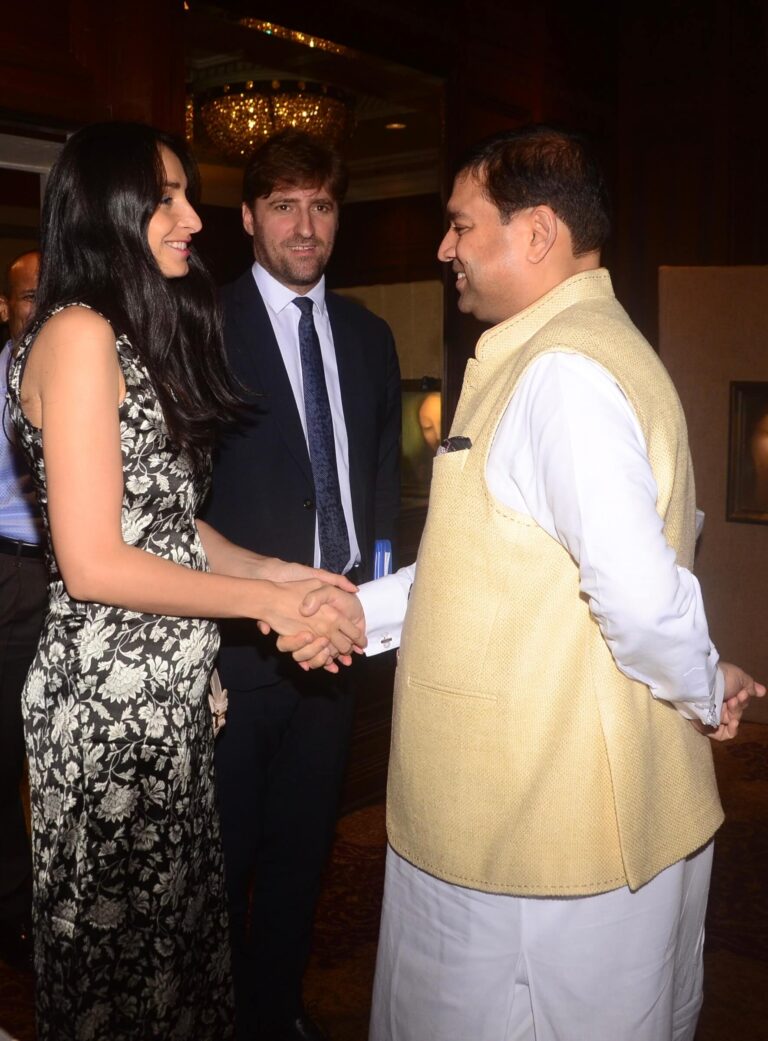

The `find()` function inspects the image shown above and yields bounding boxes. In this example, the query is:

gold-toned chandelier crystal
[197,80,355,160]
[238,19,349,56]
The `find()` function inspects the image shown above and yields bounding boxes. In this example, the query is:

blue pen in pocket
[373,539,392,579]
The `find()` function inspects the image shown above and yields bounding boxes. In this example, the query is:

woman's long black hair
[35,121,240,467]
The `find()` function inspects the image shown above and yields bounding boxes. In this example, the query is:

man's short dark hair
[458,125,610,256]
[242,129,349,206]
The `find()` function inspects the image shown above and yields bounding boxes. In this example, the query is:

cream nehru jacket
[387,268,722,897]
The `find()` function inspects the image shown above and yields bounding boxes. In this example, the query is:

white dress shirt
[253,263,360,572]
[359,351,722,726]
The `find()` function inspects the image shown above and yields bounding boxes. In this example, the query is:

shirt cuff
[357,569,412,656]
[667,647,724,727]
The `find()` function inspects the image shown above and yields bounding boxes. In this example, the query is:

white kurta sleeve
[486,351,722,727]
[357,563,416,656]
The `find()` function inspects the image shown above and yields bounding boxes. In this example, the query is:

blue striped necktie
[292,296,350,574]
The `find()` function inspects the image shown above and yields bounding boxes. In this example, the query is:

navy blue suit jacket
[202,269,401,689]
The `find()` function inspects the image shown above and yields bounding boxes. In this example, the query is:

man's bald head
[0,250,40,345]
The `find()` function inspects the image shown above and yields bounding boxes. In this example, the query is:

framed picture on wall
[727,380,768,523]
[401,377,441,508]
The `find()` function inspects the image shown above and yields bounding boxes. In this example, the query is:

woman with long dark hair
[6,121,363,1041]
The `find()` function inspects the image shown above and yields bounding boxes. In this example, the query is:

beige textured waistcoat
[387,268,723,896]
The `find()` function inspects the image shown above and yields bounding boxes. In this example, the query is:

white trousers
[370,842,713,1041]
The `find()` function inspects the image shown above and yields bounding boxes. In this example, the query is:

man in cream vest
[288,126,764,1041]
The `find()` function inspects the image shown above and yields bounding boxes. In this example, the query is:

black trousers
[214,668,356,1038]
[0,551,46,922]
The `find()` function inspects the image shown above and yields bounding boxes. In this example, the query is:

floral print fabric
[7,306,233,1041]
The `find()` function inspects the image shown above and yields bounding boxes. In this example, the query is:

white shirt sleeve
[486,351,721,726]
[357,563,416,656]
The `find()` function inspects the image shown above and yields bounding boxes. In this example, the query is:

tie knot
[292,296,314,317]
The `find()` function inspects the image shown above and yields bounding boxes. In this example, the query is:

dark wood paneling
[197,204,254,288]
[0,0,186,131]
[0,170,41,209]
[207,0,455,78]
[328,194,443,288]
[611,0,768,345]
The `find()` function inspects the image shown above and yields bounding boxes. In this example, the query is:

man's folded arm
[487,351,722,726]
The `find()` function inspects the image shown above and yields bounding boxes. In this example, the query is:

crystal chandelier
[196,79,355,160]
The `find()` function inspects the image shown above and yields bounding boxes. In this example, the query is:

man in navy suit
[203,130,401,1041]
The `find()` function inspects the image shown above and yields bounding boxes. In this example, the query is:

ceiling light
[238,19,350,56]
[195,80,355,160]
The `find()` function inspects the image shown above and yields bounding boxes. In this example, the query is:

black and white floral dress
[7,305,233,1041]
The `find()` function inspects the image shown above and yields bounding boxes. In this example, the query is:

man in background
[203,131,400,1041]
[0,249,44,971]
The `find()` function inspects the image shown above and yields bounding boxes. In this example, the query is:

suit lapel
[231,272,313,482]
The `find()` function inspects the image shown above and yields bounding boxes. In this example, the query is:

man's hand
[275,585,367,670]
[259,579,364,662]
[255,565,359,670]
[691,661,765,741]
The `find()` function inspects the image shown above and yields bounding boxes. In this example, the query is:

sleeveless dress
[7,305,234,1041]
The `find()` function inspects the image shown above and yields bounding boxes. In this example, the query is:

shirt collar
[252,262,327,318]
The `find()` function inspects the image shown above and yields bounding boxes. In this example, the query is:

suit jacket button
[303,499,315,510]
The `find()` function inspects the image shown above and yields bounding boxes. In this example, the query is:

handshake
[257,564,367,673]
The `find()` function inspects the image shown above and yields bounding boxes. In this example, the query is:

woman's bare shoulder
[34,303,115,347]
